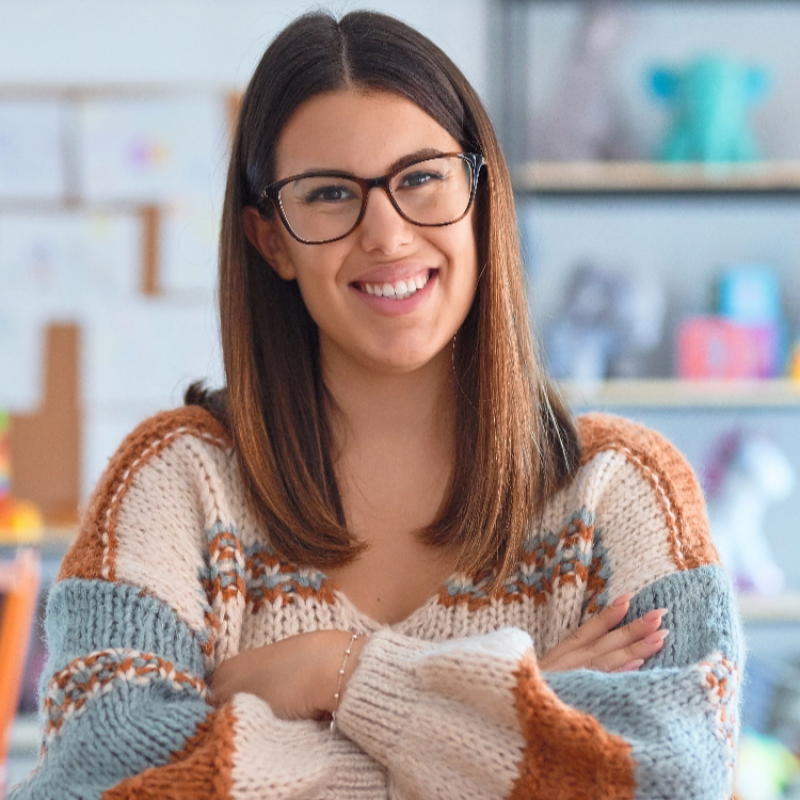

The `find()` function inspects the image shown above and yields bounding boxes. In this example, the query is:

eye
[399,169,445,188]
[302,182,358,203]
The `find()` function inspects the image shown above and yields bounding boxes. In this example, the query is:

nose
[357,185,414,254]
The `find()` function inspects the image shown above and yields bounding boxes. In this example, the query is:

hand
[539,594,669,673]
[209,630,366,720]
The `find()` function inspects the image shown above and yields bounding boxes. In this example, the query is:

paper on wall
[0,211,140,302]
[79,95,228,204]
[0,99,66,200]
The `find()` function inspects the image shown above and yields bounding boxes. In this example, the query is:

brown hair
[187,10,580,588]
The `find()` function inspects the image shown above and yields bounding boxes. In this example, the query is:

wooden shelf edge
[513,160,800,194]
[558,379,800,409]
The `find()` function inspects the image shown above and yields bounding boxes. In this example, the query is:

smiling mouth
[352,270,433,300]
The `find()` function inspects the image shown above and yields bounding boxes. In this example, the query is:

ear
[242,206,297,281]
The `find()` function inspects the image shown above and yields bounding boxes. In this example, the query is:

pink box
[676,317,780,379]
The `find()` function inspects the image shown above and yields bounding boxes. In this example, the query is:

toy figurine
[535,0,636,161]
[704,430,795,596]
[650,54,769,162]
[547,262,665,381]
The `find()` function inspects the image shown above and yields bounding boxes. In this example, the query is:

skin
[212,89,669,719]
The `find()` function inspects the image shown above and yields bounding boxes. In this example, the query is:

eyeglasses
[258,152,485,245]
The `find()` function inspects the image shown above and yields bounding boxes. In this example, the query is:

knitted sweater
[12,407,742,800]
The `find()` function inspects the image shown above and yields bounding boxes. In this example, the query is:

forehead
[274,89,462,177]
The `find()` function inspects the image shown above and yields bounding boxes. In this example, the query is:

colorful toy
[789,340,800,380]
[547,263,664,381]
[735,731,800,800]
[717,265,782,323]
[676,317,782,380]
[650,54,769,162]
[535,0,636,161]
[704,430,795,596]
[0,412,43,543]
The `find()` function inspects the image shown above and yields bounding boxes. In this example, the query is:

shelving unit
[493,0,800,686]
[560,379,800,409]
[513,160,800,196]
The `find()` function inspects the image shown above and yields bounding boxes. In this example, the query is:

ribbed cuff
[334,629,434,762]
[329,734,388,798]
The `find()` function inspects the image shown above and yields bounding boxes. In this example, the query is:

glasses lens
[278,175,363,243]
[390,156,474,226]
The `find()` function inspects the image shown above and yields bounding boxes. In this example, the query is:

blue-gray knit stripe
[9,685,212,800]
[544,565,742,798]
[42,579,205,682]
[622,564,743,669]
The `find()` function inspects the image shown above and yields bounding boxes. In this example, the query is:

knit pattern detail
[439,509,610,617]
[697,652,739,775]
[43,649,208,742]
[244,542,337,612]
[199,524,246,660]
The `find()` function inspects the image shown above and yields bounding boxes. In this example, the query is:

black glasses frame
[258,152,486,245]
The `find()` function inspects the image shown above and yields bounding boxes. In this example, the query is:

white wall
[0,0,488,96]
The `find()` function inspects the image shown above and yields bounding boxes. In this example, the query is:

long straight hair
[189,10,580,589]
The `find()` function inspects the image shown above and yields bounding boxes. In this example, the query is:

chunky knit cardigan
[12,407,742,800]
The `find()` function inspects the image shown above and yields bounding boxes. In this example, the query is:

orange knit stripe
[510,654,636,800]
[101,704,236,800]
[59,407,231,583]
[577,413,719,571]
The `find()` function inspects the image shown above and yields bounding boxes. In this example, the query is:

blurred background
[1,1,800,797]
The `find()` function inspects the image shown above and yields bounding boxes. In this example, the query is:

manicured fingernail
[644,629,669,645]
[620,659,645,672]
[643,608,668,623]
[612,593,634,608]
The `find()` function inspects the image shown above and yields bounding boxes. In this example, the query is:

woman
[12,11,741,800]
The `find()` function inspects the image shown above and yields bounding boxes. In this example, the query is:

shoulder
[60,406,235,582]
[573,412,718,572]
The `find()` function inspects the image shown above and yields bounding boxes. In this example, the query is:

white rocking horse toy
[705,431,796,595]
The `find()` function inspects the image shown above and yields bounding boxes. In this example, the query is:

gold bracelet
[330,632,362,732]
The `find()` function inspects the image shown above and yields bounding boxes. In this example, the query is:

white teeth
[359,272,430,300]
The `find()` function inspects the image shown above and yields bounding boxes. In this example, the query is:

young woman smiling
[12,11,741,800]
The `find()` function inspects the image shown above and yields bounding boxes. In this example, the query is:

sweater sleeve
[9,408,386,800]
[334,415,743,800]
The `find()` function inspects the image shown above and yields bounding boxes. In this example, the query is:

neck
[321,338,457,463]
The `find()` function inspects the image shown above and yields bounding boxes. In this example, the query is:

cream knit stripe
[100,426,230,581]
[337,628,529,800]
[229,694,387,800]
[576,451,681,604]
[614,444,685,568]
[114,436,233,636]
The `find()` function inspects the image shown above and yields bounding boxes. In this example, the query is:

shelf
[738,593,800,623]
[513,161,800,196]
[559,379,800,409]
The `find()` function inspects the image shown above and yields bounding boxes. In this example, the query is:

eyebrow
[291,148,449,180]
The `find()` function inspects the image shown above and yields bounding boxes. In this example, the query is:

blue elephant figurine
[650,54,769,163]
